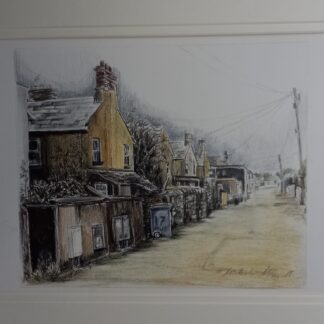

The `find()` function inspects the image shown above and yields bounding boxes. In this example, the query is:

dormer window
[29,137,41,166]
[92,138,102,165]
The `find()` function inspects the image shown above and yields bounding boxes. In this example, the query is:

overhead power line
[280,110,295,155]
[206,95,289,138]
[180,46,291,95]
[171,93,291,126]
[229,99,286,152]
[212,93,292,121]
[208,51,289,95]
[221,100,285,139]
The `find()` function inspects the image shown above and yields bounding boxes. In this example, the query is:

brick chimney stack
[28,76,57,102]
[94,60,117,102]
[198,139,206,155]
[198,139,205,146]
[184,132,193,146]
[28,86,57,102]
[224,150,229,164]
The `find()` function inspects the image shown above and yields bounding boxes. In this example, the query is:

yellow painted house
[28,61,134,180]
[86,89,134,171]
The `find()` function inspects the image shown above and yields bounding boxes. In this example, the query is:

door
[68,225,82,259]
[122,215,131,240]
[113,215,131,248]
[113,217,123,242]
[92,224,106,251]
[28,207,56,271]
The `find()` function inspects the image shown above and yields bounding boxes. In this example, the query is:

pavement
[54,186,306,288]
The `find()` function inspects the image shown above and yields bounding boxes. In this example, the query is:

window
[94,182,107,196]
[92,138,102,165]
[29,138,41,166]
[119,184,131,197]
[94,182,113,196]
[124,144,130,169]
[92,224,105,251]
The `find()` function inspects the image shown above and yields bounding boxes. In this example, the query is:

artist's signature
[212,266,294,279]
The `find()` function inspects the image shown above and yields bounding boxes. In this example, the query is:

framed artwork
[12,36,308,289]
[1,1,324,323]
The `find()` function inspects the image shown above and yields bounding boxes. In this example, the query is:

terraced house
[22,61,157,276]
[28,61,134,181]
[196,139,210,180]
[170,132,199,187]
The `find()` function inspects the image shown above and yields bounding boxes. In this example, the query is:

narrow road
[63,186,306,288]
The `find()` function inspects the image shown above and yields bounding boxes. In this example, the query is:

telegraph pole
[278,154,284,194]
[293,88,303,169]
[292,88,305,205]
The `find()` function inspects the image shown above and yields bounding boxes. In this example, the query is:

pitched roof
[88,169,159,194]
[170,141,187,159]
[27,97,101,132]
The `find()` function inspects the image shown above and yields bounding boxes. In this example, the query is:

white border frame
[2,2,324,322]
[1,287,324,323]
[3,22,324,40]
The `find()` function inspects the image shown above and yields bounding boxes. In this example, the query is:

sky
[15,36,310,173]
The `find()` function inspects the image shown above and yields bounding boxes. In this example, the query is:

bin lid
[150,203,173,211]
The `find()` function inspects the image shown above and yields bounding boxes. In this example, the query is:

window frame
[92,138,102,166]
[29,137,42,167]
[123,144,130,169]
[94,182,114,196]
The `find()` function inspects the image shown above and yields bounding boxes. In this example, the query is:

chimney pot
[94,60,118,101]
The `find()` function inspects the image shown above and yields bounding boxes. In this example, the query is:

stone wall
[168,186,208,223]
[163,188,184,225]
[205,178,217,214]
[144,185,210,237]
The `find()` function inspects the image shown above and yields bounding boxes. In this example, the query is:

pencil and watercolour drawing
[16,38,307,288]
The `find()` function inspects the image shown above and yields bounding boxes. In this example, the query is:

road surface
[62,186,306,288]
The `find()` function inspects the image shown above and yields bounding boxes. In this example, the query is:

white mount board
[1,0,324,323]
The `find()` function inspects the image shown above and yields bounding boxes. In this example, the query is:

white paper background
[2,0,324,323]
